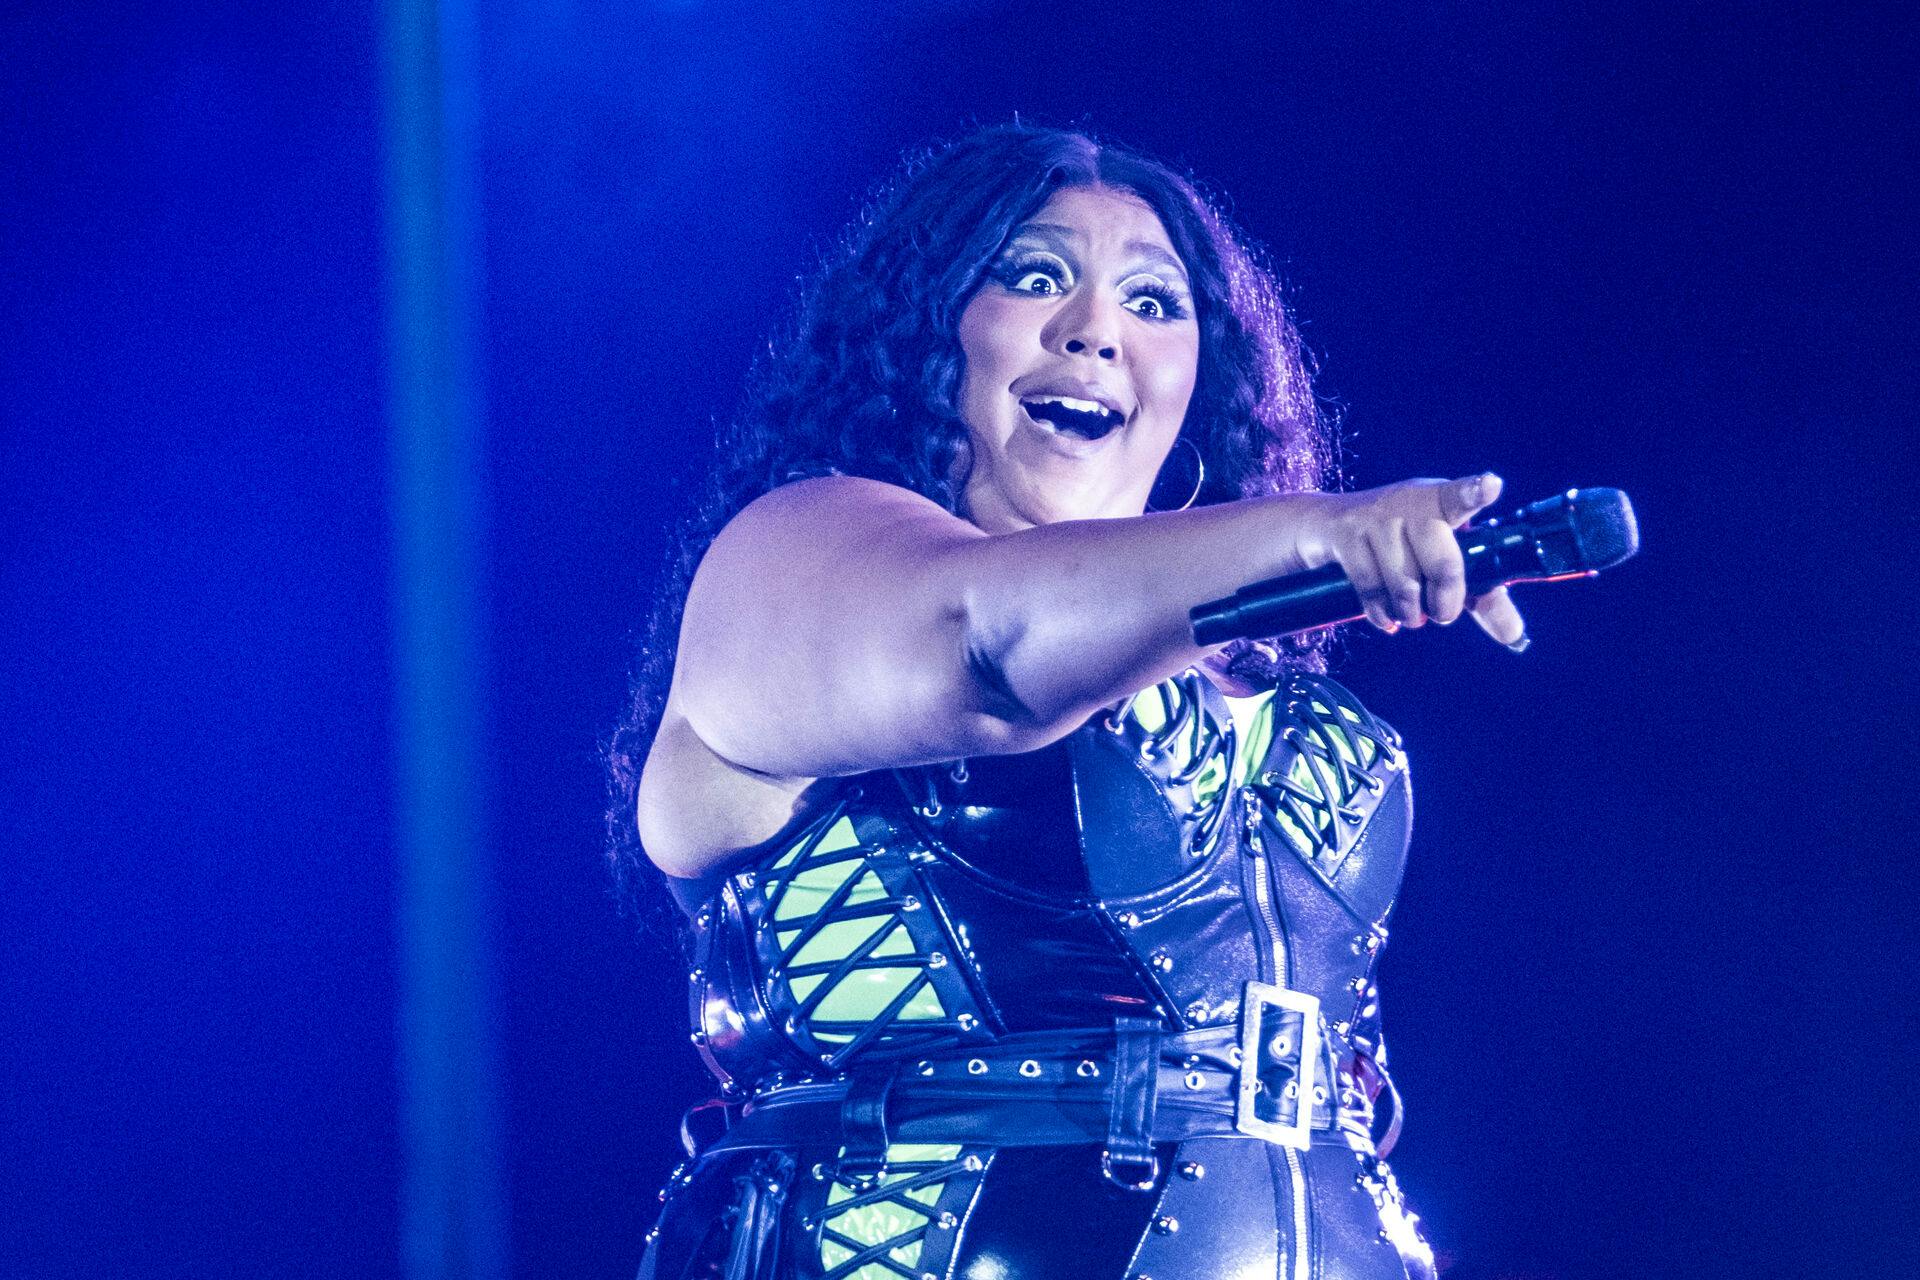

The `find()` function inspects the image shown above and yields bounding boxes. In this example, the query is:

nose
[1045,288,1122,362]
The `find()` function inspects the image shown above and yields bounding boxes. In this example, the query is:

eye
[1011,269,1060,296]
[1123,278,1189,322]
[994,253,1072,297]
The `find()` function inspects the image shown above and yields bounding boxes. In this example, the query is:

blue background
[4,1,1915,1276]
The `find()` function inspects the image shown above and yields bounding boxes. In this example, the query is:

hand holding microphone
[1191,475,1640,648]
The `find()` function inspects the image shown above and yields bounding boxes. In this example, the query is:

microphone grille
[1568,488,1639,572]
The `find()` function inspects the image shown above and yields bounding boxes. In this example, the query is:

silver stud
[957,1013,979,1031]
[1019,1059,1041,1078]
[1117,910,1141,929]
[962,1154,984,1172]
[738,871,756,889]
[916,1060,935,1076]
[810,1162,828,1181]
[1152,1215,1179,1235]
[689,1030,707,1046]
[1334,1020,1351,1036]
[764,1180,783,1196]
[927,951,948,969]
[1149,949,1174,973]
[967,1058,988,1075]
[1178,1161,1205,1181]
[936,1211,957,1230]
[901,894,922,911]
[688,967,703,983]
[1349,976,1368,994]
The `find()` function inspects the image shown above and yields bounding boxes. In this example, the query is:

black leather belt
[690,1012,1376,1190]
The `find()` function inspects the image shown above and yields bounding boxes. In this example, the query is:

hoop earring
[1145,437,1205,513]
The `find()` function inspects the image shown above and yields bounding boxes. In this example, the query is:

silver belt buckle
[1234,980,1321,1151]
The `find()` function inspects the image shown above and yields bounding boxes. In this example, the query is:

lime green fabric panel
[1308,698,1378,769]
[1126,681,1172,733]
[772,862,887,924]
[779,917,890,967]
[820,1145,964,1280]
[1192,749,1228,808]
[811,968,947,1025]
[770,814,862,872]
[1227,691,1276,789]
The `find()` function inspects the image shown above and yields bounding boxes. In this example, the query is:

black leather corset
[679,669,1411,1101]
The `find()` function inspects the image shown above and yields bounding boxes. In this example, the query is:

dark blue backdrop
[5,1,1915,1276]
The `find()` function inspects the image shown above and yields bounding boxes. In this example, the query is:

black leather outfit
[639,669,1436,1280]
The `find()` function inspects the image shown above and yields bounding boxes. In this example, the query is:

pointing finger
[1436,472,1503,527]
[1468,585,1527,650]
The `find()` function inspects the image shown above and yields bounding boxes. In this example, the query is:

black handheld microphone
[1189,487,1640,645]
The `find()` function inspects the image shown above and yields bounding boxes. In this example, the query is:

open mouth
[1020,395,1126,441]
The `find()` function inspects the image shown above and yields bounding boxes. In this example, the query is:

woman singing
[610,122,1525,1280]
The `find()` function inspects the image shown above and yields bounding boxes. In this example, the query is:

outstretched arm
[665,471,1521,783]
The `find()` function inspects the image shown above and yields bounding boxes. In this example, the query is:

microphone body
[1189,487,1638,646]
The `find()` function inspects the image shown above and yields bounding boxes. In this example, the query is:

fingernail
[1505,634,1531,654]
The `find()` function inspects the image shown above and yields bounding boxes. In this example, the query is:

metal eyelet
[1076,1059,1101,1079]
[1018,1059,1041,1078]
[967,1058,988,1075]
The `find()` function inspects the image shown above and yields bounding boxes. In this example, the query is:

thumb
[1437,472,1503,527]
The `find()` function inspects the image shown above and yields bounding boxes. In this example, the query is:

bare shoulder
[697,475,979,583]
[642,478,983,876]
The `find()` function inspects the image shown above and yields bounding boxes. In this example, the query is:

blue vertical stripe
[380,0,505,1274]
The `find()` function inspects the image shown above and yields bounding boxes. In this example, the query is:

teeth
[1029,395,1110,415]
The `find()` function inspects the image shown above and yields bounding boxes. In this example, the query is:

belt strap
[838,1064,895,1182]
[1102,1017,1162,1190]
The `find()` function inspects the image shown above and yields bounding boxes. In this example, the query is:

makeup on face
[954,186,1201,532]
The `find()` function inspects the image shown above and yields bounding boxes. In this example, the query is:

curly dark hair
[605,121,1338,915]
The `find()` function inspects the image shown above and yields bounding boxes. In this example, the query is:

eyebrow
[1006,222,1191,285]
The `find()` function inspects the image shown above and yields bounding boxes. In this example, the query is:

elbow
[955,590,1077,754]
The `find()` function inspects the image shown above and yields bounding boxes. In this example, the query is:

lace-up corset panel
[683,668,1411,1098]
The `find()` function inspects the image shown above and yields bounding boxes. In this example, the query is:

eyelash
[992,255,1189,321]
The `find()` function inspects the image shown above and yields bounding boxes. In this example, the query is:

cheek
[1145,333,1201,417]
[959,298,1023,374]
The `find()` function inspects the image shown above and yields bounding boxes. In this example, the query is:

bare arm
[665,472,1522,783]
